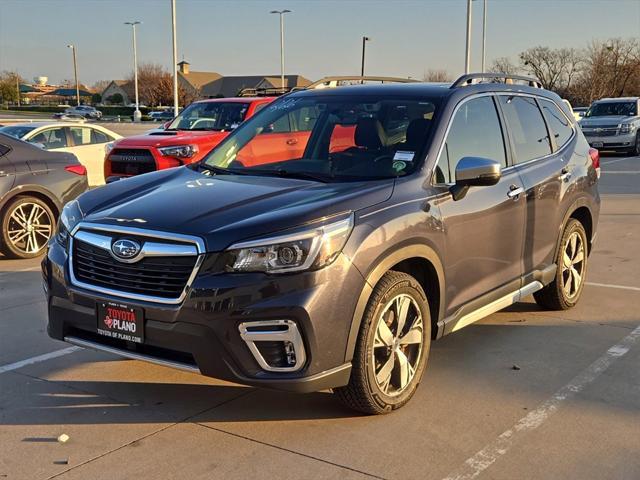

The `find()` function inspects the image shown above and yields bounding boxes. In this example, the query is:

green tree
[106,93,124,105]
[0,71,24,104]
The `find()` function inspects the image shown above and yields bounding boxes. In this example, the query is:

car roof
[3,121,91,129]
[594,97,639,103]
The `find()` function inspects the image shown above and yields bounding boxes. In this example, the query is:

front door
[432,95,526,317]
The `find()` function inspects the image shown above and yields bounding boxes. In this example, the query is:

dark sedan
[0,133,88,259]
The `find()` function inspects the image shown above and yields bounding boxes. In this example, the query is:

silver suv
[65,105,103,120]
[579,97,640,155]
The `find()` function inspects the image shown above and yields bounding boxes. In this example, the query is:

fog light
[238,320,306,372]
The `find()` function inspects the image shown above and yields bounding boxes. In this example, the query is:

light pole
[481,0,487,72]
[66,44,80,106]
[270,9,291,90]
[361,36,371,79]
[125,21,142,122]
[171,0,179,117]
[464,0,472,74]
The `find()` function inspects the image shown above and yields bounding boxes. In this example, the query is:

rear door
[434,95,526,317]
[497,95,568,275]
[0,142,16,195]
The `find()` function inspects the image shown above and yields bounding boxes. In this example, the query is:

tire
[335,271,431,414]
[630,132,640,156]
[534,218,588,310]
[0,196,55,259]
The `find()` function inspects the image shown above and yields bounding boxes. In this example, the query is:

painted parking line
[586,282,640,292]
[601,171,640,174]
[600,157,636,165]
[442,323,640,480]
[0,346,81,374]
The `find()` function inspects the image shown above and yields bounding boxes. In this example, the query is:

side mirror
[578,111,585,117]
[450,157,502,201]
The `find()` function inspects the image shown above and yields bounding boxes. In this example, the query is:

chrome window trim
[68,222,205,305]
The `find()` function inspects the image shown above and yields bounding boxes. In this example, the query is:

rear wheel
[1,196,55,259]
[335,271,431,414]
[534,219,588,310]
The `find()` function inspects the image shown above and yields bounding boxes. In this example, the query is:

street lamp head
[66,44,74,49]
[270,9,291,14]
[125,21,142,26]
[363,36,371,42]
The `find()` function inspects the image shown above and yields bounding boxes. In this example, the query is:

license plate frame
[96,301,144,343]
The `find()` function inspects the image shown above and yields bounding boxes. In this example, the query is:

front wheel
[534,218,588,310]
[335,271,431,414]
[630,132,640,156]
[1,196,55,259]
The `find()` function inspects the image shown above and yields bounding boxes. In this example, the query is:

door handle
[286,138,298,146]
[507,185,524,199]
[559,167,571,182]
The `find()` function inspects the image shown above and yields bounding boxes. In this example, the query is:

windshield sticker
[392,161,407,172]
[394,151,415,162]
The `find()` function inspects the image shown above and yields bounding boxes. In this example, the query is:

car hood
[580,116,628,127]
[76,166,394,251]
[114,130,229,148]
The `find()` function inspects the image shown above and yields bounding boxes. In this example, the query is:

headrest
[405,118,431,148]
[354,117,384,149]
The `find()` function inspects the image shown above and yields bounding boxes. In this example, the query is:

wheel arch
[344,244,445,363]
[559,197,594,255]
[0,186,61,221]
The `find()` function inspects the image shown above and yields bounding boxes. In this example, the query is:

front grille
[582,126,618,137]
[72,238,197,299]
[108,148,157,176]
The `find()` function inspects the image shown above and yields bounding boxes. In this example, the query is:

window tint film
[434,96,506,184]
[499,95,551,163]
[540,99,573,149]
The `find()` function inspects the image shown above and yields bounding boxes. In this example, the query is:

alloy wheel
[7,202,53,255]
[372,294,424,397]
[562,231,585,299]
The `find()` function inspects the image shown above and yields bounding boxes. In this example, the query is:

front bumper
[43,239,363,393]
[583,132,636,151]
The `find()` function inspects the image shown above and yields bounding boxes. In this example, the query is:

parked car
[572,106,588,120]
[0,122,121,186]
[44,73,600,414]
[149,110,175,121]
[60,105,103,120]
[0,133,87,259]
[579,97,640,154]
[103,97,276,180]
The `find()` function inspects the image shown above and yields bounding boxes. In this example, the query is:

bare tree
[519,46,583,92]
[489,57,520,75]
[92,80,111,94]
[127,63,174,106]
[423,69,451,82]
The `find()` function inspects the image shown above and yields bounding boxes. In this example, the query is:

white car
[0,122,121,186]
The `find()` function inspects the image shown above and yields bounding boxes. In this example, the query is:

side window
[30,128,68,149]
[498,95,552,164]
[0,143,9,157]
[269,114,292,133]
[540,99,573,149]
[434,96,506,184]
[69,127,93,146]
[91,129,111,144]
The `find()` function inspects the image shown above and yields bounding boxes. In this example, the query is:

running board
[64,336,201,374]
[450,281,544,333]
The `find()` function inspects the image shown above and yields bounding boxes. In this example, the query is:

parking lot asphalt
[1,153,639,480]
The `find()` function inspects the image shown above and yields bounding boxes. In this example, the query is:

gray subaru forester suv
[44,73,600,414]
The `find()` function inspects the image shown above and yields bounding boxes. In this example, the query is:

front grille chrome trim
[68,222,205,305]
[64,336,200,373]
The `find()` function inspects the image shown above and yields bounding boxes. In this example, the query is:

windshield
[586,102,637,117]
[167,102,249,131]
[201,95,439,181]
[0,125,37,139]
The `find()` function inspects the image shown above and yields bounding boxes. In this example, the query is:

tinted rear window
[499,95,551,164]
[540,99,573,149]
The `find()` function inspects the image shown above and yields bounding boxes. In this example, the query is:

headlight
[619,123,636,134]
[158,144,199,158]
[225,215,354,273]
[57,200,83,249]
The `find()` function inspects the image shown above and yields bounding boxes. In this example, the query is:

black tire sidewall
[362,273,431,411]
[1,196,55,259]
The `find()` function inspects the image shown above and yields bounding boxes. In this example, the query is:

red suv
[104,97,275,179]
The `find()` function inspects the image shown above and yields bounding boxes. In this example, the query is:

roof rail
[450,73,543,89]
[237,86,292,97]
[306,76,419,90]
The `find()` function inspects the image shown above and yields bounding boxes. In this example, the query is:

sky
[1,0,639,86]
